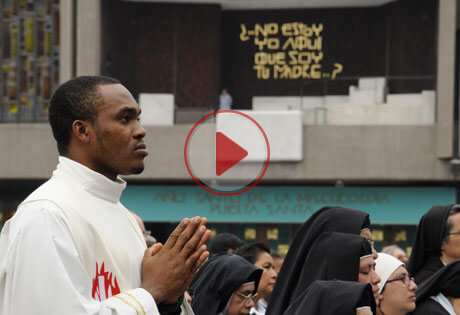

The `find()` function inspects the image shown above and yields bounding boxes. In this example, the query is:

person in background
[209,232,244,256]
[235,242,278,315]
[375,253,417,315]
[271,251,284,274]
[189,253,262,315]
[411,260,460,314]
[283,280,376,315]
[383,245,409,265]
[219,88,232,111]
[408,205,460,284]
[130,211,156,247]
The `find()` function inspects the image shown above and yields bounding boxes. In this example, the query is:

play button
[184,110,270,196]
[216,132,248,176]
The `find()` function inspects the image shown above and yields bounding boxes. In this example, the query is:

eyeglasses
[448,231,460,236]
[235,291,258,303]
[386,274,415,286]
[367,239,375,248]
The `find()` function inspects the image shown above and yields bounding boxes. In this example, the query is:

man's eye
[121,116,129,122]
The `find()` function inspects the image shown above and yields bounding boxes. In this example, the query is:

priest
[0,76,211,314]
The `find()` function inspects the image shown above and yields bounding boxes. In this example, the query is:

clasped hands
[141,216,211,304]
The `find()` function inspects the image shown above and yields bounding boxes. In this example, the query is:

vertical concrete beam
[437,0,457,157]
[76,0,101,76]
[457,0,460,154]
[59,0,74,84]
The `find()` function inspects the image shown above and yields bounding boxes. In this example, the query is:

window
[1,0,59,122]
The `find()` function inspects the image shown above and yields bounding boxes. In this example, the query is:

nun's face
[358,256,381,303]
[378,266,416,314]
[360,229,378,259]
[391,248,409,265]
[227,283,256,315]
[254,252,277,299]
[441,212,460,264]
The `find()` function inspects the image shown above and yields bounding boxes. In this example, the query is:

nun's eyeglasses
[386,274,415,286]
[447,231,460,236]
[235,291,258,302]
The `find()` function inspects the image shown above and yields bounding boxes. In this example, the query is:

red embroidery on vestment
[92,262,121,301]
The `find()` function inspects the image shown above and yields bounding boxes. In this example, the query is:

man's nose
[134,121,146,138]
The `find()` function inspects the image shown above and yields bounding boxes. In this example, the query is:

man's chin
[130,165,145,175]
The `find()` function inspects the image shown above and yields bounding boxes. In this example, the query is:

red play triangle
[216,132,248,176]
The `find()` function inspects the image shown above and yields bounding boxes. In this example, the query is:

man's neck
[61,154,118,181]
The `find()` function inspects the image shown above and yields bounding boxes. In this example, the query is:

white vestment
[0,157,193,315]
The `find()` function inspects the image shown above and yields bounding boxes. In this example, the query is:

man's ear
[72,120,92,144]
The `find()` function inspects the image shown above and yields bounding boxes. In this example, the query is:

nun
[189,253,263,315]
[407,204,460,284]
[411,260,460,315]
[268,206,377,315]
[375,253,417,315]
[267,232,381,315]
[283,280,376,315]
[234,242,277,315]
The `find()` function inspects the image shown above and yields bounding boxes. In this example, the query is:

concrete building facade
[0,0,459,253]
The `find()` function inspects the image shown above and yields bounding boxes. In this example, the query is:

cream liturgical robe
[0,157,193,315]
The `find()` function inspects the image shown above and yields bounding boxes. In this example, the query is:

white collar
[431,293,456,315]
[54,156,126,203]
[250,298,267,315]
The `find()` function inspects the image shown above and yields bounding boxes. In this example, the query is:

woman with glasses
[235,242,277,315]
[268,206,378,315]
[408,204,460,284]
[189,253,262,315]
[375,253,417,315]
[411,260,460,314]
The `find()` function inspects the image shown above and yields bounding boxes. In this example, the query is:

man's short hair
[49,76,120,155]
[234,242,271,264]
[208,232,244,256]
[441,205,460,249]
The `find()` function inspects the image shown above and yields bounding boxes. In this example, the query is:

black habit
[189,253,263,315]
[410,260,460,315]
[268,231,372,315]
[283,280,377,315]
[412,299,449,315]
[267,206,371,315]
[407,205,454,284]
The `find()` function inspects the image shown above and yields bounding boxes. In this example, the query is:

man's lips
[135,143,149,156]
